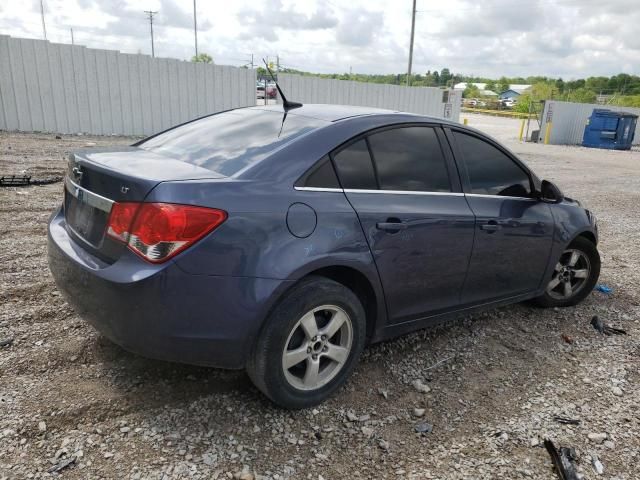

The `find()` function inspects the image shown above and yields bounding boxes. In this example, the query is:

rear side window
[332,139,377,190]
[139,109,325,177]
[367,127,451,192]
[296,156,340,188]
[453,131,532,197]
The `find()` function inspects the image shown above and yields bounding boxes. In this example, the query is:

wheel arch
[303,265,380,343]
[572,229,597,246]
[253,260,386,351]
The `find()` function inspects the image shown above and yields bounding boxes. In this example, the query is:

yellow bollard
[518,119,525,141]
[463,118,468,125]
[544,122,553,144]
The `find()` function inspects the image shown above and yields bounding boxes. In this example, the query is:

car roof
[249,104,452,125]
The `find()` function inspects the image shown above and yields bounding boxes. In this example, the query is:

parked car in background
[256,81,277,99]
[501,98,517,108]
[48,104,600,409]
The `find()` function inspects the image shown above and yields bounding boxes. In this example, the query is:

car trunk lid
[63,147,225,261]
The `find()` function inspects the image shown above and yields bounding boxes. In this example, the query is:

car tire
[533,236,600,308]
[246,276,366,409]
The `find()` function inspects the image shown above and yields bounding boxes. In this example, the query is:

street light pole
[40,0,47,40]
[407,0,417,87]
[193,0,198,58]
[144,10,158,58]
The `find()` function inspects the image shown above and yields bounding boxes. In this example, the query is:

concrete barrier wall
[278,74,461,122]
[0,35,256,136]
[538,100,640,145]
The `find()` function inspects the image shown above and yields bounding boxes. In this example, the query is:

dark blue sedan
[48,104,600,408]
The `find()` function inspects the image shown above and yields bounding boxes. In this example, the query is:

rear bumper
[47,208,291,369]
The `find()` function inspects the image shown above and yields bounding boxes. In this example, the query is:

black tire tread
[246,275,366,409]
[533,236,600,308]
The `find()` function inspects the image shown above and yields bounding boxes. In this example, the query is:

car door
[448,129,554,304]
[331,125,476,323]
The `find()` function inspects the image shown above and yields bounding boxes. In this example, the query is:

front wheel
[534,236,600,307]
[247,276,366,409]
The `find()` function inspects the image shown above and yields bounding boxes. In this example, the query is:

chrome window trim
[65,176,114,213]
[292,186,537,202]
[344,188,464,197]
[294,186,344,193]
[465,193,537,202]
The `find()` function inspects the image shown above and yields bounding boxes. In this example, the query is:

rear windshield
[139,109,326,176]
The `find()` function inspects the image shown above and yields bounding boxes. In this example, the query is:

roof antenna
[263,59,302,111]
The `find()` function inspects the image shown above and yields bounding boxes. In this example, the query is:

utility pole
[276,55,280,75]
[406,0,417,86]
[40,0,47,40]
[144,10,158,58]
[193,0,198,58]
[70,28,74,45]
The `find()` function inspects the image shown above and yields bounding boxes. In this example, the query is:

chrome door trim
[465,193,537,202]
[344,188,465,197]
[65,176,114,213]
[294,186,344,193]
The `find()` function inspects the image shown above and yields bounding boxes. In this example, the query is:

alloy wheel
[546,248,591,300]
[282,305,353,391]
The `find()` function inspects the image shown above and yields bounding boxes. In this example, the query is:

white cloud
[0,0,638,78]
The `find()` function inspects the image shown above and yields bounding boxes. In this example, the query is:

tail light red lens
[106,202,227,263]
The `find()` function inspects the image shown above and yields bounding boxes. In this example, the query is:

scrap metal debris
[544,439,580,480]
[591,315,627,335]
[0,175,62,187]
[594,284,613,294]
[561,334,574,344]
[47,456,76,474]
[553,415,580,425]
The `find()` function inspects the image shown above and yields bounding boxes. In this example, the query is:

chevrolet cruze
[48,104,600,408]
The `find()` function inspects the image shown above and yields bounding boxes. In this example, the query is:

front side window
[453,131,532,197]
[367,127,451,192]
[332,139,377,190]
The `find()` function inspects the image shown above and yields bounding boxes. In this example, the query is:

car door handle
[376,221,408,232]
[480,221,502,233]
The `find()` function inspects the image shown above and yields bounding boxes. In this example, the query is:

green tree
[463,84,481,98]
[485,80,497,93]
[496,77,510,93]
[440,68,451,86]
[567,88,597,103]
[191,53,213,63]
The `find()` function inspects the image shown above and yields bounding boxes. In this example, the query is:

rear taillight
[106,202,227,263]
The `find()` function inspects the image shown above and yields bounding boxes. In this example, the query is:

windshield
[139,109,326,177]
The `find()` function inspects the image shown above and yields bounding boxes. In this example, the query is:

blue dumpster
[582,109,638,150]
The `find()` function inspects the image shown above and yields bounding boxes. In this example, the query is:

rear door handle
[480,221,501,233]
[376,221,408,232]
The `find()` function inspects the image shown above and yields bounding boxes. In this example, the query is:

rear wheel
[247,276,366,409]
[534,236,600,307]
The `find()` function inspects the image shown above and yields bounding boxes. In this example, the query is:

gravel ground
[1,117,639,480]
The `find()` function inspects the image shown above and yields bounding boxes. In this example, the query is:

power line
[144,10,158,58]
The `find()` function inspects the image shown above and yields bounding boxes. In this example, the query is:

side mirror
[540,179,564,204]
